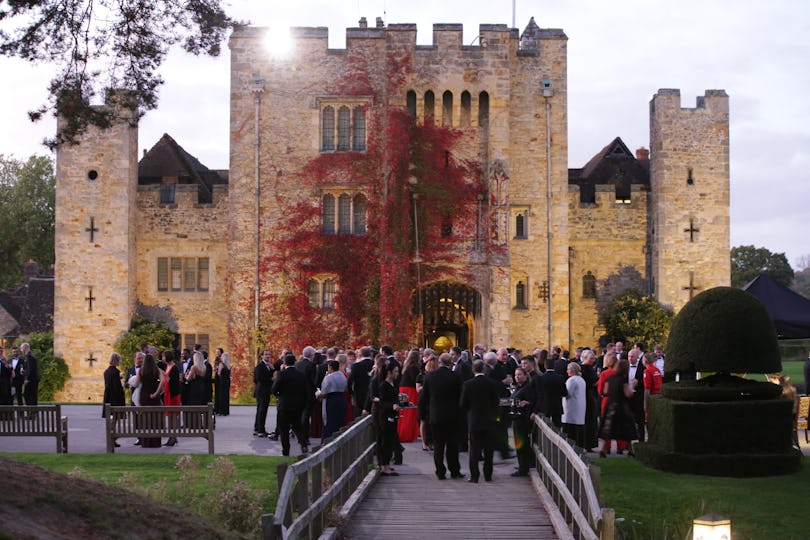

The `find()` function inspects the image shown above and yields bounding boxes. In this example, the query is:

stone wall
[650,89,730,311]
[54,104,138,401]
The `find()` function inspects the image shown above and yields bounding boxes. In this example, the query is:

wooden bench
[104,403,215,454]
[0,405,68,453]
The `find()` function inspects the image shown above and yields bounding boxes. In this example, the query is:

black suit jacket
[538,371,567,419]
[11,356,24,388]
[23,352,39,383]
[459,375,500,432]
[103,366,125,408]
[348,357,373,407]
[628,362,645,414]
[454,359,474,382]
[296,358,317,387]
[253,361,274,399]
[272,366,312,412]
[419,366,462,425]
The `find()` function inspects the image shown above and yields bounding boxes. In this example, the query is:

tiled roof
[138,133,228,203]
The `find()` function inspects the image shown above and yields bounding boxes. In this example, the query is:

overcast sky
[1,0,807,266]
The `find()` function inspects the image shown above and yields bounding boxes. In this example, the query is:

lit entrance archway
[412,282,481,352]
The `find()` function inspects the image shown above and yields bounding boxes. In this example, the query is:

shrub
[603,289,673,347]
[114,314,177,370]
[666,286,781,374]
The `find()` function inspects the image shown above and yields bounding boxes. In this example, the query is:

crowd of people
[102,342,232,448]
[251,340,669,480]
[0,343,40,406]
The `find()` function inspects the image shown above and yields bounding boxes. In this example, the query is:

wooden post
[105,404,114,453]
[600,508,615,540]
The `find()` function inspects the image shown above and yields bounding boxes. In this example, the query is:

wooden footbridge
[263,415,615,540]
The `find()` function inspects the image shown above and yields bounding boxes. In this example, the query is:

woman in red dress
[397,349,420,442]
[162,350,181,446]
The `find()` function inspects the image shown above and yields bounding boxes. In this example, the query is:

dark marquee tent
[743,274,810,339]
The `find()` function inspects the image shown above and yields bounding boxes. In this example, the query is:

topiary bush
[666,286,781,374]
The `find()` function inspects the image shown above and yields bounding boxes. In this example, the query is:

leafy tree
[0,0,237,147]
[791,255,810,299]
[730,245,794,288]
[15,331,70,402]
[0,154,55,288]
[604,289,674,348]
[114,314,177,370]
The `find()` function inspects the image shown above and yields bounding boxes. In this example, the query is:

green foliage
[15,331,69,401]
[598,456,810,539]
[114,314,177,370]
[666,286,781,373]
[0,154,55,288]
[603,289,673,347]
[731,244,794,288]
[0,1,236,147]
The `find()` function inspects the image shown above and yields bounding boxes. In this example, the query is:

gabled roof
[18,277,54,334]
[569,137,649,185]
[138,133,228,202]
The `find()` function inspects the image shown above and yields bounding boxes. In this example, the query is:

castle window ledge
[512,305,529,311]
[193,203,215,209]
[578,203,598,209]
[159,204,178,209]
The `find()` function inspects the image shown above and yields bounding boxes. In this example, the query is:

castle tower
[53,96,138,400]
[649,89,730,312]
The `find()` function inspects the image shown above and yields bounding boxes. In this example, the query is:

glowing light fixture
[693,513,731,540]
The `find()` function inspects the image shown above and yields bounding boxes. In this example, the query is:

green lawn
[598,456,810,539]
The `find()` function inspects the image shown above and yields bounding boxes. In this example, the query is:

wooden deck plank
[343,440,559,539]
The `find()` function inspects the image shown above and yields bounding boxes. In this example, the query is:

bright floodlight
[263,27,292,57]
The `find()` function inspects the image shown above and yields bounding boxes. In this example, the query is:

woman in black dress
[136,354,164,448]
[102,353,125,417]
[512,367,536,476]
[598,358,638,457]
[186,352,207,406]
[375,363,400,476]
[214,351,231,415]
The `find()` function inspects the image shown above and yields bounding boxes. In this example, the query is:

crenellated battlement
[231,19,565,58]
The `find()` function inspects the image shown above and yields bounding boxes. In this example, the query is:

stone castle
[53,18,729,400]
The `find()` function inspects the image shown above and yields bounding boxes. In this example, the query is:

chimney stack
[359,17,367,28]
[376,17,384,28]
[636,147,650,160]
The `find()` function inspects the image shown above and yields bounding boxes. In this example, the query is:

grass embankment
[2,453,293,537]
[598,456,810,539]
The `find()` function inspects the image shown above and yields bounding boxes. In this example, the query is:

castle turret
[53,94,138,401]
[649,89,730,311]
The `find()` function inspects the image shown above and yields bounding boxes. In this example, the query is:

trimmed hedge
[646,394,794,454]
[666,286,781,374]
[660,377,782,402]
[633,442,802,477]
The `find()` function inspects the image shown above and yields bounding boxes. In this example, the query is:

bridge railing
[530,413,615,540]
[263,414,377,540]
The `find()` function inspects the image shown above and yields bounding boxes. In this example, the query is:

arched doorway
[412,282,481,352]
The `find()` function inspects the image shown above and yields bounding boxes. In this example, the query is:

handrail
[263,414,377,540]
[530,413,614,540]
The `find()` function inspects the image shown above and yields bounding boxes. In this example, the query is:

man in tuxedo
[296,346,318,449]
[538,357,567,427]
[459,360,500,483]
[419,352,464,480]
[273,353,312,455]
[451,346,473,452]
[20,343,39,406]
[253,350,274,437]
[484,351,514,459]
[179,348,192,404]
[10,346,25,406]
[348,346,374,417]
[627,348,646,440]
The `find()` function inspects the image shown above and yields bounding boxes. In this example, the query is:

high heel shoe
[164,438,177,447]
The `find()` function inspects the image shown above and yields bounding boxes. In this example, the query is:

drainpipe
[251,76,265,354]
[545,98,553,347]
